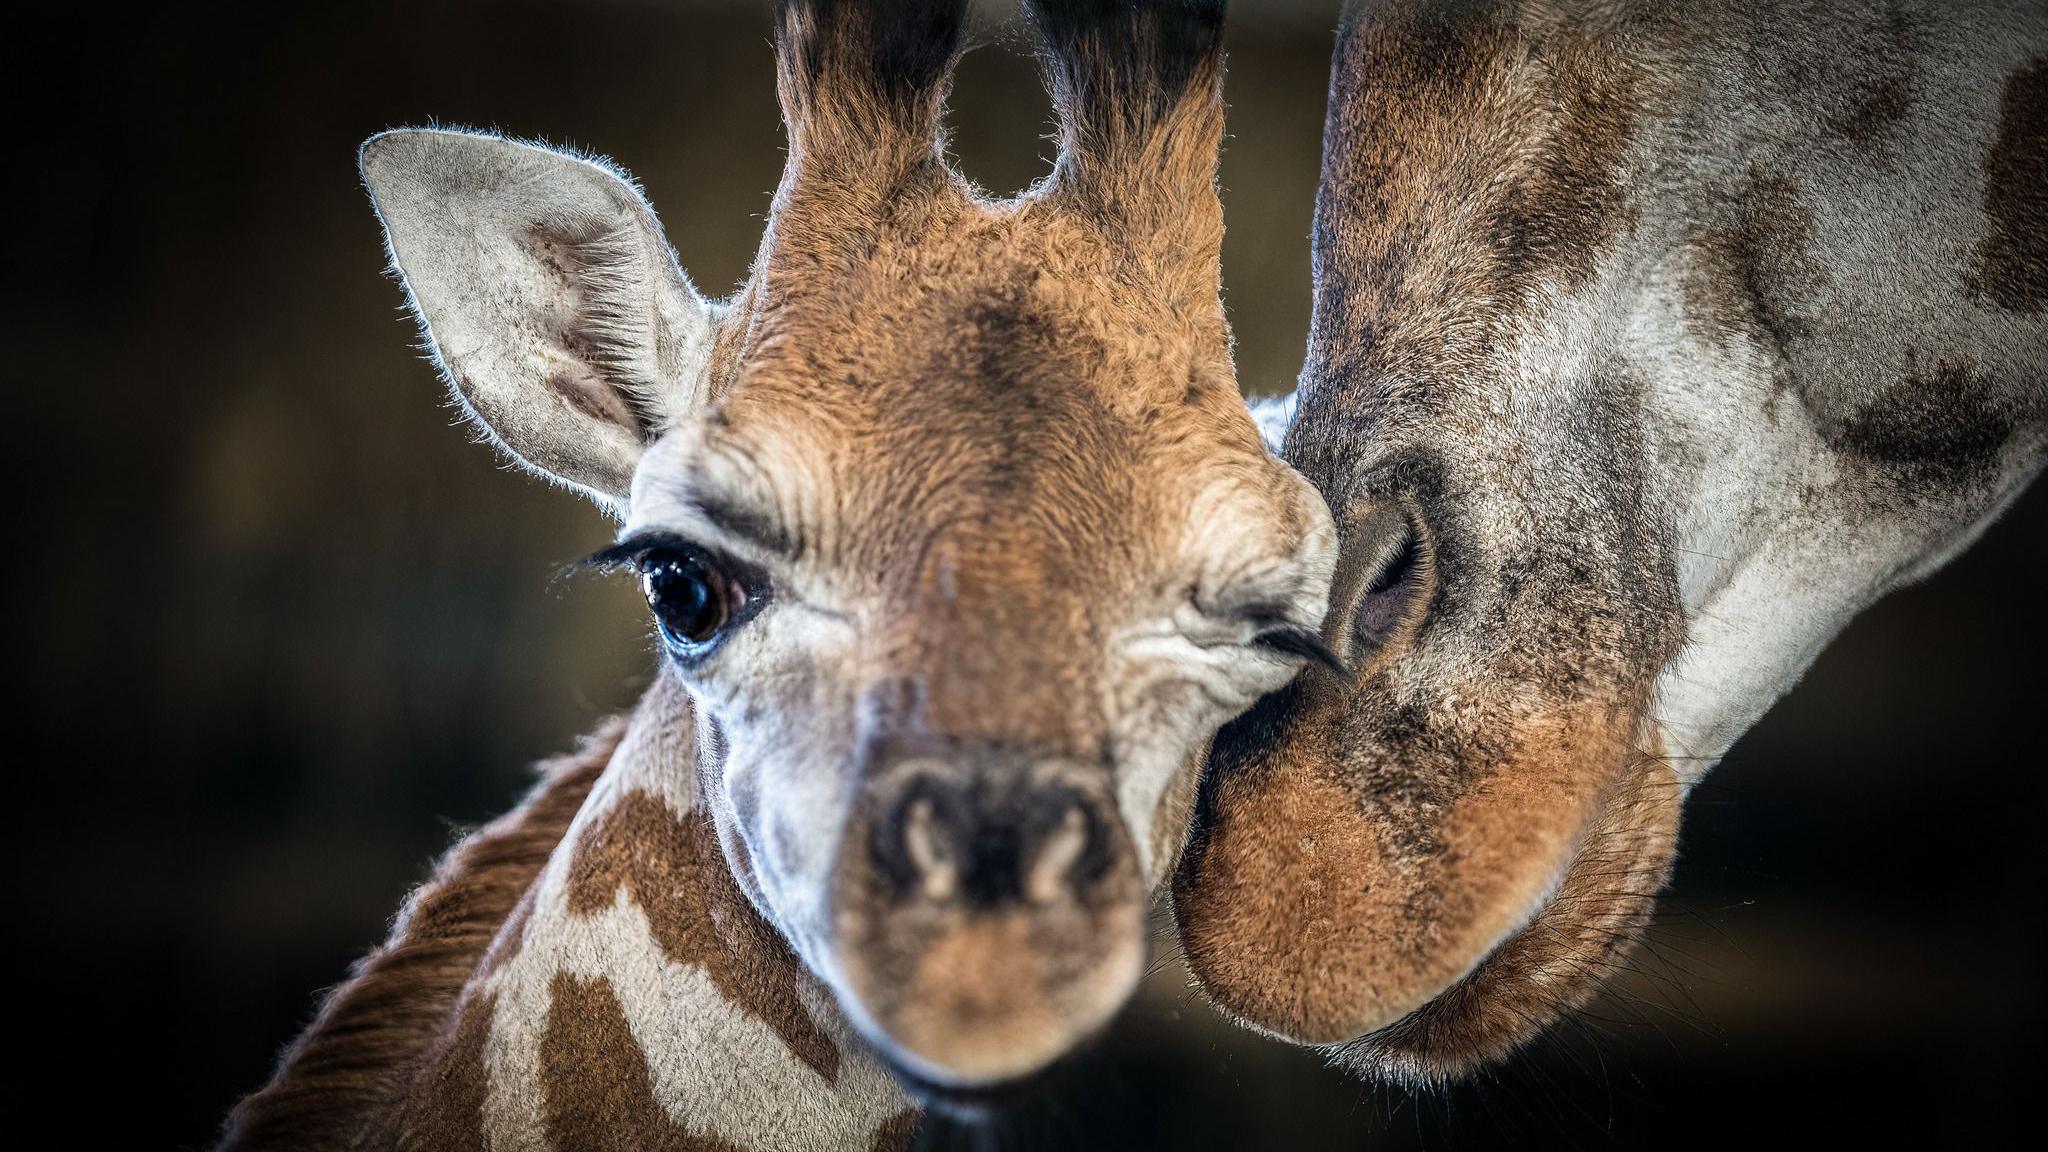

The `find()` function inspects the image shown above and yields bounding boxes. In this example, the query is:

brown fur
[1333,743,1680,1082]
[369,987,498,1150]
[831,763,1145,1074]
[1683,175,2040,492]
[1178,0,1690,1081]
[1291,0,1653,418]
[289,688,922,1150]
[1831,355,2028,494]
[1177,686,1663,1054]
[688,0,1254,770]
[1179,0,2046,1088]
[565,790,841,1081]
[1815,4,1925,146]
[662,0,1332,1083]
[219,722,620,1151]
[769,0,965,184]
[868,1110,921,1152]
[1682,172,1823,362]
[538,972,747,1152]
[267,0,1328,1137]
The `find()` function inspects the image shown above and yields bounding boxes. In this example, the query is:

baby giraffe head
[358,0,1332,1099]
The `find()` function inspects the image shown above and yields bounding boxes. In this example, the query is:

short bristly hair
[772,0,973,174]
[1024,0,1232,308]
[1028,0,1226,147]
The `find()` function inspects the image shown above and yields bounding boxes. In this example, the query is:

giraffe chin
[1175,727,1682,1087]
[878,1050,1061,1121]
[1325,751,1682,1085]
[827,898,1148,1096]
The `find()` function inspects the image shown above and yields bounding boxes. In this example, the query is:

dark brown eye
[640,549,732,647]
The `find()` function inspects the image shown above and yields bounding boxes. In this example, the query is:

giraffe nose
[869,763,1114,907]
[837,752,1146,1086]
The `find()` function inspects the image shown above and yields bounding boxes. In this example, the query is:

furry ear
[360,128,716,508]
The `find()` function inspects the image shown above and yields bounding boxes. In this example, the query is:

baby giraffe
[222,1,1332,1148]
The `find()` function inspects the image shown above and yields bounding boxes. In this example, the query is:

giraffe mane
[217,720,623,1151]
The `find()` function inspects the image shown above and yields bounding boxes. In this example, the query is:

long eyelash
[563,531,694,578]
[1254,627,1351,677]
[572,542,643,574]
[1361,521,1418,597]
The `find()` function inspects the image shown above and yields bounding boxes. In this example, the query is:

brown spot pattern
[1969,58,2048,313]
[1826,76,1912,143]
[541,972,746,1152]
[1490,37,1643,298]
[1830,355,2017,492]
[567,789,842,1082]
[869,1108,922,1152]
[1303,0,1647,404]
[1818,4,1923,147]
[1682,173,1824,364]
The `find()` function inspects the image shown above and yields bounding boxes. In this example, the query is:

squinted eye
[1355,524,1424,653]
[1252,625,1348,675]
[638,549,734,647]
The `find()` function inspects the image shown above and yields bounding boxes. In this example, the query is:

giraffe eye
[1355,525,1421,651]
[639,548,735,648]
[581,532,770,659]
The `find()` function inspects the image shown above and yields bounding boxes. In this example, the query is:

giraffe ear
[360,128,717,510]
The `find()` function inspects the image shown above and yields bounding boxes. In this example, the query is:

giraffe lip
[881,1055,1058,1119]
[877,1010,1127,1120]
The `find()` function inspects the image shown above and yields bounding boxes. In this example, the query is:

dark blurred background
[10,2,2044,1148]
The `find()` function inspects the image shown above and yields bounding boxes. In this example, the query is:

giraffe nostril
[1025,804,1088,905]
[870,769,1113,907]
[872,776,964,899]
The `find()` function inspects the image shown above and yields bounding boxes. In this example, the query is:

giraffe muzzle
[830,754,1147,1088]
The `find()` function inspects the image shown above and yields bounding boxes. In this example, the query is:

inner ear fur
[360,128,716,506]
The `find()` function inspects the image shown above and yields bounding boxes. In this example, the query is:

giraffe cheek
[1173,750,1398,1045]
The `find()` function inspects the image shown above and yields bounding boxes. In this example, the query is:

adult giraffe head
[358,0,1332,1095]
[1174,0,2047,1085]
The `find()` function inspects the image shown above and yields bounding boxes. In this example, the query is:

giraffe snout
[831,753,1146,1089]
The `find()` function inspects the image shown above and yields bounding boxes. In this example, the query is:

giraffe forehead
[744,194,1223,399]
[688,299,1254,579]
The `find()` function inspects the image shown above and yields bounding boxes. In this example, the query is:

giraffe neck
[224,673,916,1151]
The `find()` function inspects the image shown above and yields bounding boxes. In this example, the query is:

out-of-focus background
[11,1,2044,1148]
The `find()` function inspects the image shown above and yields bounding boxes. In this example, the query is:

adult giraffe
[1176,0,2047,1084]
